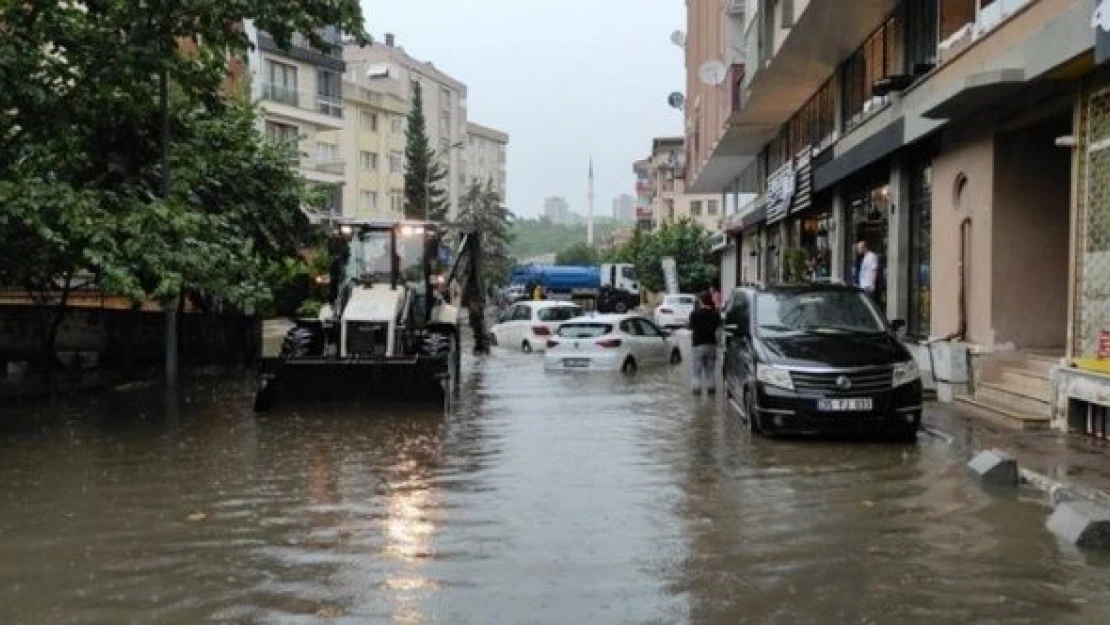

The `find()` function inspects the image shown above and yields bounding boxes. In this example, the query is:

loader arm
[445,229,490,354]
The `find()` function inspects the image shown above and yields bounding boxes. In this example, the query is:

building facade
[543,196,571,224]
[686,0,1110,437]
[465,122,509,198]
[244,22,348,220]
[633,159,655,229]
[648,137,723,232]
[612,194,636,222]
[342,35,469,220]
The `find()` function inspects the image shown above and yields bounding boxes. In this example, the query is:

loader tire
[280,327,316,360]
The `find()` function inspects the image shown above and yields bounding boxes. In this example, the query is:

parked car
[654,294,697,329]
[721,284,923,441]
[543,313,682,373]
[489,300,584,353]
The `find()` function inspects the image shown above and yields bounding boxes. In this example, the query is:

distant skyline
[361,0,687,217]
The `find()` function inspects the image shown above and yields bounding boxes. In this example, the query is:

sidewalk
[924,402,1110,508]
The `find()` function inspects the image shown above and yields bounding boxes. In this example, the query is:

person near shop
[856,240,880,297]
[687,291,721,396]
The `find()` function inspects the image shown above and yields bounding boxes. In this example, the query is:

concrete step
[975,382,1052,418]
[954,396,1051,431]
[980,368,1053,402]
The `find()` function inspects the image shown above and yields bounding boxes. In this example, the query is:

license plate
[563,358,590,368]
[818,398,873,412]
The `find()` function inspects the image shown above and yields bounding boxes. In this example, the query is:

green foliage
[783,248,809,284]
[510,218,621,259]
[296,299,326,318]
[555,242,599,266]
[0,0,367,337]
[403,81,449,221]
[458,179,515,287]
[606,220,718,294]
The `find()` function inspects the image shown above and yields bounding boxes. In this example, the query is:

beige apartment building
[342,35,469,221]
[465,122,509,199]
[645,137,723,232]
[685,0,1110,437]
[244,22,348,219]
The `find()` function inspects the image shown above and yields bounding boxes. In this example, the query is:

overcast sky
[361,0,686,218]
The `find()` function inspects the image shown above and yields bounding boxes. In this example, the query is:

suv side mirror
[890,319,906,332]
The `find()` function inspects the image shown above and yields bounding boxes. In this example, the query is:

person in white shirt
[856,240,880,295]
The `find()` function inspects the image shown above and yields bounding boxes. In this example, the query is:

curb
[924,420,1110,510]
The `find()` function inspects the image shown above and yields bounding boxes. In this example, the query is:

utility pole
[160,60,178,389]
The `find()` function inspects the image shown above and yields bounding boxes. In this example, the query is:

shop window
[908,163,933,337]
[844,182,891,308]
[798,211,833,281]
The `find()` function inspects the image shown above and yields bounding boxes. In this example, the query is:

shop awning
[922,69,1027,120]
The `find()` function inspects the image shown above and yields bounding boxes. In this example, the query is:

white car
[543,313,681,373]
[489,300,585,353]
[654,294,697,329]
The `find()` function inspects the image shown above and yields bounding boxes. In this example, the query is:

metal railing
[260,83,299,107]
[317,96,343,118]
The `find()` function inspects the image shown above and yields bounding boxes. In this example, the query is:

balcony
[689,0,901,193]
[259,86,345,131]
[261,83,299,107]
[317,95,343,118]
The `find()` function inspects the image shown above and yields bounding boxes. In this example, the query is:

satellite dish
[670,30,686,48]
[698,60,729,86]
[667,91,686,111]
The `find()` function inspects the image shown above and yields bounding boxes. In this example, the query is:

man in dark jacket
[687,291,721,396]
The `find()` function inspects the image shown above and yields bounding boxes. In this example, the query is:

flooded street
[3,348,1110,624]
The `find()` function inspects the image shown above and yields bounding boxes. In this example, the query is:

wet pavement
[3,346,1110,624]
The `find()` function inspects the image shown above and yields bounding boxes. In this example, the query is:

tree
[556,242,599,266]
[403,81,449,221]
[606,219,718,294]
[458,179,514,288]
[0,1,369,372]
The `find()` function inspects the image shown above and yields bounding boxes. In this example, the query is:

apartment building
[633,159,655,229]
[647,137,723,232]
[612,194,636,222]
[686,0,1110,435]
[543,196,571,224]
[465,122,510,199]
[343,35,468,221]
[244,22,348,220]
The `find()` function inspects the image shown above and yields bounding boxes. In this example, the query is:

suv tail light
[532,325,551,336]
[546,339,559,349]
[596,338,622,348]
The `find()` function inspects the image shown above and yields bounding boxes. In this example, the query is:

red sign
[1099,329,1110,360]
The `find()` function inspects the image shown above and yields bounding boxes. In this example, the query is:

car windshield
[538,306,584,322]
[754,290,885,337]
[557,323,612,338]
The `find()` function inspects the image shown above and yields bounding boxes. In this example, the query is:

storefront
[843,168,891,307]
[783,147,832,282]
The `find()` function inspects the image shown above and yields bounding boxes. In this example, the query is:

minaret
[587,157,595,246]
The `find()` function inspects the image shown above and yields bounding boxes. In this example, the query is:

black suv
[721,284,923,441]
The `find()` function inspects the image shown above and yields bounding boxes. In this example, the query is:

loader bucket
[253,355,457,412]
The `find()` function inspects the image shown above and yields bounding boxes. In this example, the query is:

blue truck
[509,263,641,313]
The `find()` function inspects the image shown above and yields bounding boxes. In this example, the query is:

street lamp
[425,140,467,221]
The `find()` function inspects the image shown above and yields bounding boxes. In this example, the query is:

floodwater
[3,347,1110,624]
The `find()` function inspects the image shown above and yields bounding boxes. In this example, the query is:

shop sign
[765,162,795,225]
[709,231,728,253]
[661,257,679,294]
[789,147,813,215]
[1094,0,1110,65]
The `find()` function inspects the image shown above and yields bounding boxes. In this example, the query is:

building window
[390,190,404,214]
[360,190,378,213]
[665,199,675,220]
[392,116,405,134]
[359,151,378,171]
[786,76,836,154]
[389,151,404,173]
[904,0,939,75]
[265,121,299,146]
[440,86,451,110]
[361,111,378,131]
[839,11,903,133]
[439,112,450,138]
[438,137,450,155]
[908,162,933,337]
[315,142,338,163]
[263,60,298,105]
[317,70,342,117]
[690,200,703,216]
[707,199,718,215]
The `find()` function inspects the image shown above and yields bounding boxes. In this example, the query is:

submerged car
[653,293,697,330]
[543,313,681,373]
[489,300,584,353]
[721,284,922,441]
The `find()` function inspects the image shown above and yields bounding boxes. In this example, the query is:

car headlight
[893,360,921,387]
[756,364,794,391]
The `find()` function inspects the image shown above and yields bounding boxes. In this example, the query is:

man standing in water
[688,291,721,396]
